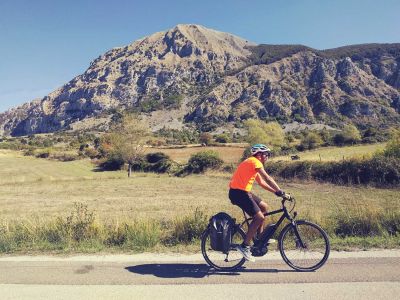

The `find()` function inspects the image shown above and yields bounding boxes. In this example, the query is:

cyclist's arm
[255,172,276,193]
[257,168,281,193]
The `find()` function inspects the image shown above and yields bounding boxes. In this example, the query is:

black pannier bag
[209,212,235,253]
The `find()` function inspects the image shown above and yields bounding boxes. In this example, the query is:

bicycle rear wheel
[201,226,246,271]
[279,220,330,271]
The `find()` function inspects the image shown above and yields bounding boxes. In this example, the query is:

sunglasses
[261,152,272,158]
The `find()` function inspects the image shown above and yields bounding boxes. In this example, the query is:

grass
[147,143,387,164]
[148,145,246,164]
[272,143,386,162]
[0,149,399,253]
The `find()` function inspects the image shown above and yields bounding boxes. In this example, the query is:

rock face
[0,25,399,136]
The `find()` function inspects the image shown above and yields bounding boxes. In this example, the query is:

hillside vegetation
[1,25,399,136]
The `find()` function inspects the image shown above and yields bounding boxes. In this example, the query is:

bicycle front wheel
[201,226,246,271]
[279,220,330,271]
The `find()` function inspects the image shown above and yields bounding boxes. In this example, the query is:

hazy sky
[1,0,399,112]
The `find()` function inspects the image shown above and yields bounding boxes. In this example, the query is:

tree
[300,131,323,150]
[107,114,150,177]
[333,124,361,146]
[343,124,361,144]
[199,132,212,146]
[244,119,285,150]
[383,130,400,158]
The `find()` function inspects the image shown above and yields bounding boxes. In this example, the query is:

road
[0,250,399,299]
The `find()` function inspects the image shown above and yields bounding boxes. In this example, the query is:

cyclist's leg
[244,211,264,245]
[249,193,269,235]
[258,201,269,234]
[229,189,265,246]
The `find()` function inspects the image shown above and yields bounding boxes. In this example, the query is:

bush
[240,147,252,162]
[328,206,400,237]
[35,150,51,159]
[215,134,231,143]
[199,133,212,145]
[382,132,400,158]
[267,156,400,186]
[124,221,161,250]
[187,150,223,173]
[298,132,323,150]
[99,155,125,171]
[168,208,208,244]
[51,152,79,162]
[130,152,175,174]
[146,152,169,163]
[329,206,383,237]
[82,147,99,159]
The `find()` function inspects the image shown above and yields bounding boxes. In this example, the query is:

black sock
[241,242,250,248]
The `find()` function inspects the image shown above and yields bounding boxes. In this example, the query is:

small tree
[333,124,361,146]
[244,119,285,150]
[199,132,212,146]
[300,131,323,150]
[107,114,150,177]
[383,131,400,158]
[343,124,361,144]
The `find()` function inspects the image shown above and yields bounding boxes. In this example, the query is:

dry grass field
[148,143,386,164]
[147,145,246,163]
[272,143,386,162]
[0,150,398,225]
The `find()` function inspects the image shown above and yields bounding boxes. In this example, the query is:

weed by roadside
[0,202,399,254]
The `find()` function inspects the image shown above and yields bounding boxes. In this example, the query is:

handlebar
[281,196,296,212]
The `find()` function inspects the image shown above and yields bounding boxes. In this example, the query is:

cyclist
[229,143,288,262]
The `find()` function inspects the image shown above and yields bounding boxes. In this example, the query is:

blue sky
[1,0,399,113]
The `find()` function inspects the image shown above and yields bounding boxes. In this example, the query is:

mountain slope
[0,25,399,136]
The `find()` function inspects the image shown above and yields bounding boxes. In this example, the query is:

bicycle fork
[291,219,307,249]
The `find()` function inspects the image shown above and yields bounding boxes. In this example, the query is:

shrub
[132,152,175,173]
[215,134,231,143]
[240,147,252,162]
[35,150,51,159]
[124,221,161,250]
[24,148,36,156]
[80,147,99,159]
[146,152,169,163]
[168,208,208,244]
[299,132,323,150]
[267,156,400,186]
[382,132,400,158]
[187,150,223,173]
[64,202,97,242]
[51,152,79,162]
[244,119,285,150]
[199,133,212,145]
[99,155,125,171]
[329,206,383,237]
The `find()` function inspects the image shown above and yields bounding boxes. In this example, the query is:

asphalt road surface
[0,250,399,299]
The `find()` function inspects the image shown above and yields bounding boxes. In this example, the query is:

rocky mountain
[1,24,399,136]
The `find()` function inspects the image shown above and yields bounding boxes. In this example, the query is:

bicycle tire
[201,226,246,271]
[278,220,330,271]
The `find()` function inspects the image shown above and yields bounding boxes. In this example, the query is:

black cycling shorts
[229,188,262,217]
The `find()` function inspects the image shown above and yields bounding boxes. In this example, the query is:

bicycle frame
[239,199,304,249]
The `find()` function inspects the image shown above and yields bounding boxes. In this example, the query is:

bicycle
[201,196,330,272]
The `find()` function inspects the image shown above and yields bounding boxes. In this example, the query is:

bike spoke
[202,228,246,271]
[280,221,330,271]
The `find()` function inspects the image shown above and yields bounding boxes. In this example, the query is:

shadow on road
[125,263,296,278]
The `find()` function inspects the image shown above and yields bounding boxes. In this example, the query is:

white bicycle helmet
[250,143,271,155]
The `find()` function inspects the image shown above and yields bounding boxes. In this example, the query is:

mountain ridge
[1,24,399,136]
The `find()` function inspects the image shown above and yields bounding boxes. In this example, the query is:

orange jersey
[229,156,263,192]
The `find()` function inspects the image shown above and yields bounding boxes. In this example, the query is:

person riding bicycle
[229,143,289,262]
